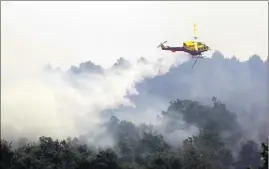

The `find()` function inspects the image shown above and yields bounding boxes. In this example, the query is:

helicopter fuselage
[183,40,210,55]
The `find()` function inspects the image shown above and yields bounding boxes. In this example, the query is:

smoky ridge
[1,51,268,169]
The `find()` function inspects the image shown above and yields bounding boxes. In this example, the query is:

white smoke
[1,2,192,145]
[1,42,189,143]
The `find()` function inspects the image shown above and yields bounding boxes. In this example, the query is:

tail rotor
[157,40,167,48]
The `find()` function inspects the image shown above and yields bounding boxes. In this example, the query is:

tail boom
[161,46,185,52]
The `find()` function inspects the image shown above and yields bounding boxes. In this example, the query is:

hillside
[1,52,268,169]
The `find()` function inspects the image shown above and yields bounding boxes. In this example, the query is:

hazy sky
[2,1,268,70]
[1,1,268,141]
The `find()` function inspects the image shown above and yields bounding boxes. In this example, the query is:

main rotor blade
[193,23,198,51]
[194,41,198,51]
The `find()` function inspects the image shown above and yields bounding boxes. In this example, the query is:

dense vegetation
[1,98,268,169]
[2,52,268,168]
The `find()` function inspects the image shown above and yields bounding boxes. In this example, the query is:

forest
[1,52,268,169]
[1,98,268,169]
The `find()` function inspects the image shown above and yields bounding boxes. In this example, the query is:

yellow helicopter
[158,23,210,68]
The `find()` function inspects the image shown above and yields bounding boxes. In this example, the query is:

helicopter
[158,23,211,68]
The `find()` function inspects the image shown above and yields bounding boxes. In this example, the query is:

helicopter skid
[192,56,204,59]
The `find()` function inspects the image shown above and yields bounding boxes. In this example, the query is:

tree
[235,140,260,169]
[91,149,121,169]
[1,140,14,169]
[148,153,181,169]
[259,141,268,169]
[0,97,266,169]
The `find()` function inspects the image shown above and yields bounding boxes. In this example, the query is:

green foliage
[259,141,268,169]
[0,140,14,169]
[147,153,181,169]
[1,98,266,169]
